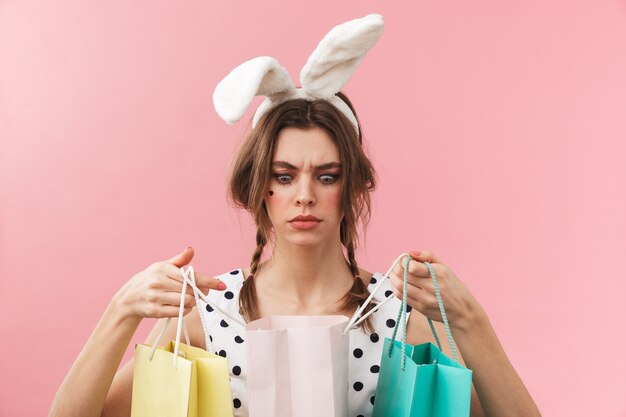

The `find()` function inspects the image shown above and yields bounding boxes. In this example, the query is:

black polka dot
[224,291,234,300]
[233,398,241,408]
[232,366,241,376]
[370,395,376,405]
[205,304,213,312]
[357,415,364,417]
[369,277,377,284]
[220,319,229,328]
[353,348,363,358]
[369,333,379,343]
[230,270,238,275]
[209,335,213,342]
[234,335,244,344]
[385,290,393,298]
[406,305,413,313]
[386,319,396,328]
[370,365,380,373]
[218,350,227,357]
[353,381,364,391]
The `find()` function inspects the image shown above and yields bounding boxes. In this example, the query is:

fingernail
[410,250,421,257]
[217,282,227,291]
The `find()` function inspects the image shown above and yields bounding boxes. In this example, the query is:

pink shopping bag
[245,315,350,417]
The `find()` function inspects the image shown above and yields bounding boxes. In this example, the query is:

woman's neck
[255,237,355,307]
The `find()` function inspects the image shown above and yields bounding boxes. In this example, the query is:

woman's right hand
[113,247,227,320]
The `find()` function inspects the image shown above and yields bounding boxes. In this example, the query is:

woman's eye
[272,173,339,185]
[319,174,339,184]
[273,174,292,184]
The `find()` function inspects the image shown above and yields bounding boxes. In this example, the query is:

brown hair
[228,91,377,332]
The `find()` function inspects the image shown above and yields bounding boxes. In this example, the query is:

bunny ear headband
[212,14,384,135]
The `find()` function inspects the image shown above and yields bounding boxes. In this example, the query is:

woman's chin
[280,231,327,247]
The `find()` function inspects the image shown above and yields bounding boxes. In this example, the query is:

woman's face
[265,126,344,247]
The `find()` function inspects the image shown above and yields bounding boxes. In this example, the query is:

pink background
[1,1,625,416]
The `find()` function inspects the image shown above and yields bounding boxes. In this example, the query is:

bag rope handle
[387,257,460,370]
[147,265,242,366]
[342,252,460,367]
[148,268,192,368]
[180,269,247,329]
[342,252,411,334]
[182,265,214,353]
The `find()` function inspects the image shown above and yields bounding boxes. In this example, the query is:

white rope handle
[181,271,247,329]
[148,264,247,364]
[147,267,192,367]
[342,252,410,334]
[183,265,215,353]
[172,268,190,368]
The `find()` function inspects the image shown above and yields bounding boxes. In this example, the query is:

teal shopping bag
[370,255,473,417]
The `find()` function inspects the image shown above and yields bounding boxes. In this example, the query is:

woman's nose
[295,178,316,206]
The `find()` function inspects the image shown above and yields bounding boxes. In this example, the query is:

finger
[406,259,432,278]
[158,276,199,296]
[392,254,412,276]
[395,256,432,279]
[162,264,227,292]
[194,273,228,292]
[160,292,197,307]
[409,249,441,264]
[405,293,440,316]
[409,261,447,285]
[165,247,195,267]
[389,271,426,299]
[157,305,193,318]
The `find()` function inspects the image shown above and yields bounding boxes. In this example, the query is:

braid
[250,227,267,276]
[239,227,266,322]
[340,239,376,333]
[346,241,359,277]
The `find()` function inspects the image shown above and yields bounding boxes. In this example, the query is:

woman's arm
[453,304,541,417]
[392,250,542,417]
[48,296,141,417]
[48,248,224,417]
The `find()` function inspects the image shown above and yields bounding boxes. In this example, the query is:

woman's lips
[289,220,321,230]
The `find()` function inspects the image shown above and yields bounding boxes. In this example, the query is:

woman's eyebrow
[271,161,342,170]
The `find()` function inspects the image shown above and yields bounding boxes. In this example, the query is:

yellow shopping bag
[130,265,234,417]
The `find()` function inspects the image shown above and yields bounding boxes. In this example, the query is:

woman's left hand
[388,250,483,331]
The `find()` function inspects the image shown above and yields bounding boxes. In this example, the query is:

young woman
[49,92,542,417]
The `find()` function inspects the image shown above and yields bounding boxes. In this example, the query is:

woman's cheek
[324,186,343,209]
[266,187,288,210]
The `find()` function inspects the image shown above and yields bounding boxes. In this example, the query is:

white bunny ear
[213,56,297,124]
[300,14,384,99]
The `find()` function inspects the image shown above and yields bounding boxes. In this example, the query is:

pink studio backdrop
[1,1,625,416]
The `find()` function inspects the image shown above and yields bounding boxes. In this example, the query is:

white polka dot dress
[197,268,410,417]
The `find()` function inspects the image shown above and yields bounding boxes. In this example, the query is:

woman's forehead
[273,126,340,164]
